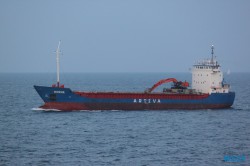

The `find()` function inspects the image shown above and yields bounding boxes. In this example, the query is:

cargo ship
[34,43,235,111]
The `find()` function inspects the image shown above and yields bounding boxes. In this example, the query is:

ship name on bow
[54,91,65,94]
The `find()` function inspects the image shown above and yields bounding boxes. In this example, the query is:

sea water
[0,73,249,165]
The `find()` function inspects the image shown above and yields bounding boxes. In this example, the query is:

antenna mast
[56,41,61,87]
[211,45,214,65]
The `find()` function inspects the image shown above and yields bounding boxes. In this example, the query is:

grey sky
[0,0,249,73]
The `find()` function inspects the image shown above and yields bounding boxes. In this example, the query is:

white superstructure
[192,45,230,94]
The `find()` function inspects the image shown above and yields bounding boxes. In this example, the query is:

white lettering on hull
[133,99,161,103]
[54,91,65,94]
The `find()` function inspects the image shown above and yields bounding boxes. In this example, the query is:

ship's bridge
[191,46,230,94]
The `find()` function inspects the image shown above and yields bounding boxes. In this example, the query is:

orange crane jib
[149,78,189,92]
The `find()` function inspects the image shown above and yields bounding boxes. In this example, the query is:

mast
[211,45,214,65]
[56,41,61,87]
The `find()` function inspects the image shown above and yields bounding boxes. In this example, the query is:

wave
[31,107,62,112]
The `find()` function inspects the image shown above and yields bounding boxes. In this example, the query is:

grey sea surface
[0,73,249,166]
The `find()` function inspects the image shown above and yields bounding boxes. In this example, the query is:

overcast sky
[0,0,249,73]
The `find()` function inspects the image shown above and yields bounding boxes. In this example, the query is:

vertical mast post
[211,45,214,65]
[56,41,61,87]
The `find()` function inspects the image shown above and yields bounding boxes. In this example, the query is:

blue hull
[34,85,235,111]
